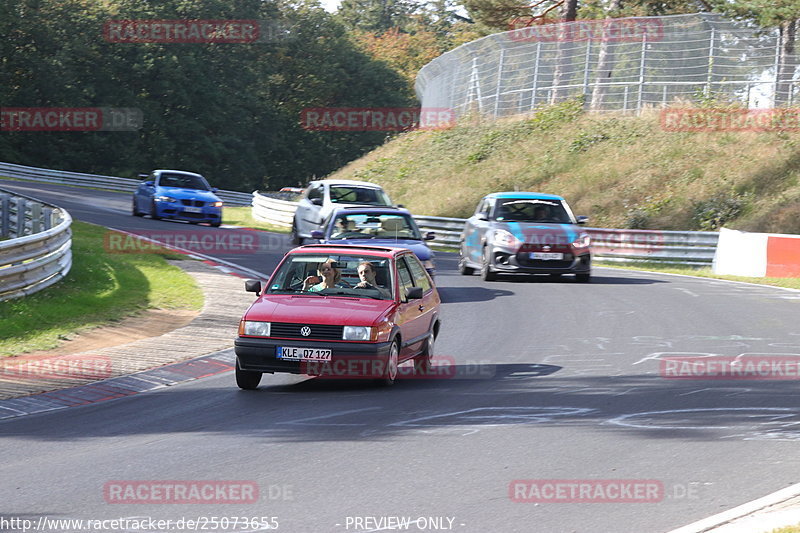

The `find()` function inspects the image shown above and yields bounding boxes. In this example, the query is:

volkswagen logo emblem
[300,326,311,337]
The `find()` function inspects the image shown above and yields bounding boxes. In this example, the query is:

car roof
[290,244,409,258]
[154,169,205,178]
[317,179,385,189]
[329,206,411,216]
[486,191,565,201]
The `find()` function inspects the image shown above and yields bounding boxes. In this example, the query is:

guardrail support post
[0,194,8,238]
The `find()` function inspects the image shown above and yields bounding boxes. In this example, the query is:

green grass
[223,206,290,234]
[0,221,204,357]
[326,99,800,235]
[770,524,800,532]
[596,261,800,290]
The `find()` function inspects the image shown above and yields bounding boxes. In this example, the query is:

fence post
[637,32,648,114]
[583,40,592,100]
[0,194,8,238]
[773,37,781,107]
[623,86,629,113]
[705,27,715,97]
[531,42,542,110]
[494,48,506,118]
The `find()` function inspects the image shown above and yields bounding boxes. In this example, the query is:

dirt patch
[3,309,199,362]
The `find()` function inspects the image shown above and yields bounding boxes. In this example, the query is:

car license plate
[276,346,332,361]
[530,252,564,260]
[183,206,202,213]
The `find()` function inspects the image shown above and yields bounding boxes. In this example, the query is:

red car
[234,244,441,389]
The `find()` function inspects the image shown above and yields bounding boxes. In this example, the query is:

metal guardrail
[250,191,718,265]
[0,161,253,206]
[0,188,73,302]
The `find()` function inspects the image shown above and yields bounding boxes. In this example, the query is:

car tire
[235,360,262,390]
[549,273,562,281]
[211,220,221,227]
[576,272,591,283]
[377,340,399,387]
[414,331,435,375]
[132,199,142,217]
[290,220,303,245]
[150,200,161,220]
[481,248,497,282]
[458,253,475,276]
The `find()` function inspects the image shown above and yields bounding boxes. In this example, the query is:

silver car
[291,180,393,244]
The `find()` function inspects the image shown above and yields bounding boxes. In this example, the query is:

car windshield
[329,186,391,206]
[158,173,209,190]
[329,214,421,241]
[493,199,573,223]
[266,254,394,300]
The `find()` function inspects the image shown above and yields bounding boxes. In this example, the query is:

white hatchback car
[291,180,393,244]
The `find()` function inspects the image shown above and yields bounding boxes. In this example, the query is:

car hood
[157,186,220,202]
[495,222,584,246]
[245,294,394,326]
[325,238,433,261]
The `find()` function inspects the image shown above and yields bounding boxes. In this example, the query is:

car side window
[308,186,323,201]
[404,256,431,292]
[396,258,415,302]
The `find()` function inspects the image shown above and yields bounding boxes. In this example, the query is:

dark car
[234,244,442,389]
[310,207,437,278]
[459,192,591,282]
[132,169,223,226]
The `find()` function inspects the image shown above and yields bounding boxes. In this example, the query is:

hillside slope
[326,100,800,234]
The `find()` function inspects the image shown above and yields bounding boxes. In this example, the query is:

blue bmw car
[132,169,223,226]
[311,207,437,277]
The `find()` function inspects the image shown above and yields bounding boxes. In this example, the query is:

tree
[337,0,420,33]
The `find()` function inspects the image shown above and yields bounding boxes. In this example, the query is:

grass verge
[223,206,290,234]
[596,261,800,290]
[0,221,204,357]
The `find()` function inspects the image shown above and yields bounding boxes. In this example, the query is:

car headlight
[571,233,591,248]
[492,229,521,248]
[211,201,223,207]
[343,326,372,341]
[156,195,177,203]
[241,321,271,337]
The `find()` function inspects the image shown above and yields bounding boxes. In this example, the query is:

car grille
[180,199,205,207]
[516,253,574,268]
[270,323,344,340]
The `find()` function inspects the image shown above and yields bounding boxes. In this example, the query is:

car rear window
[329,186,391,206]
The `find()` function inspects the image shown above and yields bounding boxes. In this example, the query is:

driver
[354,261,390,298]
[333,217,359,238]
[302,259,349,291]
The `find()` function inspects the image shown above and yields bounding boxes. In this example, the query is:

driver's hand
[303,275,321,288]
[355,281,372,289]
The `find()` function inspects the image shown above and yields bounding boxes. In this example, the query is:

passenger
[354,261,391,298]
[302,259,348,291]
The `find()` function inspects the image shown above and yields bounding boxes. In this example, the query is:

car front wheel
[481,248,497,282]
[576,272,591,283]
[458,250,475,276]
[235,360,262,390]
[290,221,303,245]
[377,340,399,387]
[150,200,161,220]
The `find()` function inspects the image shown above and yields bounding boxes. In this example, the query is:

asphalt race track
[2,181,800,533]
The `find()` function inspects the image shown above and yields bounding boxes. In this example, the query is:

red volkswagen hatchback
[234,244,441,389]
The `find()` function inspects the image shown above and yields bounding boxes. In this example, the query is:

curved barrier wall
[0,188,73,302]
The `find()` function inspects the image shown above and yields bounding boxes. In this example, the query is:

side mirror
[310,198,323,206]
[476,213,489,221]
[245,279,262,296]
[310,230,324,240]
[424,232,436,241]
[211,187,218,192]
[396,204,404,208]
[145,181,154,187]
[138,173,149,178]
[576,215,589,225]
[406,287,423,300]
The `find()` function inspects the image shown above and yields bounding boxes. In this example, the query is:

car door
[463,197,491,264]
[393,255,428,359]
[296,183,323,236]
[404,254,438,341]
